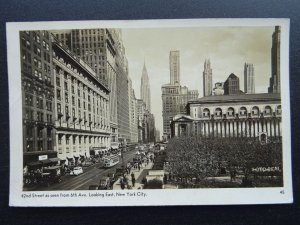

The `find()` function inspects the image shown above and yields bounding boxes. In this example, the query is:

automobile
[70,166,83,176]
[98,177,112,190]
[107,172,116,184]
[115,168,126,178]
[89,185,100,190]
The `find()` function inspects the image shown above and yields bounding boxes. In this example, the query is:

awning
[27,161,42,167]
[49,157,61,163]
[67,157,74,161]
[40,159,52,164]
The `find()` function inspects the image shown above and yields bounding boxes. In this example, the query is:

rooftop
[188,93,281,104]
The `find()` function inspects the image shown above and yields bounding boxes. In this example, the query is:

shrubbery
[166,136,282,183]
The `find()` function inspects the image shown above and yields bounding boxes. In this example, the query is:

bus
[103,155,120,168]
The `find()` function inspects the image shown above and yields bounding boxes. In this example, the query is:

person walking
[120,177,125,190]
[131,172,136,187]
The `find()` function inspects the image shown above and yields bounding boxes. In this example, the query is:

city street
[24,147,137,191]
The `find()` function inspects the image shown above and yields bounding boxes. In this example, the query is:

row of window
[24,109,53,123]
[201,105,282,118]
[24,94,52,110]
[58,135,106,145]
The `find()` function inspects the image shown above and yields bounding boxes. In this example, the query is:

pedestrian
[131,172,135,187]
[120,179,125,190]
[137,162,141,171]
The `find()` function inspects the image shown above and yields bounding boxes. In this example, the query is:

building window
[252,106,259,116]
[57,89,61,100]
[64,81,68,90]
[203,108,210,118]
[227,107,235,116]
[58,135,62,145]
[239,107,247,116]
[57,103,61,113]
[65,93,69,103]
[56,77,60,86]
[215,108,222,117]
[265,106,272,115]
[65,106,69,115]
[277,105,282,115]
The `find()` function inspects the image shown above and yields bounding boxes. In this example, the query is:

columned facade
[52,37,111,164]
[171,93,282,140]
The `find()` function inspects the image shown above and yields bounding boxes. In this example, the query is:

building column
[278,119,281,137]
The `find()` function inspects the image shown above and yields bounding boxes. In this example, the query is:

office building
[52,36,111,164]
[224,73,240,95]
[140,62,151,111]
[169,50,180,85]
[203,59,213,96]
[244,63,255,94]
[21,30,57,166]
[268,26,281,94]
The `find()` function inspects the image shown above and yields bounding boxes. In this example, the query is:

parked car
[70,167,83,176]
[115,168,126,178]
[99,177,112,190]
[89,185,100,190]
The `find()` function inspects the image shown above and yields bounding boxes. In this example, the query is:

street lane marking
[72,178,93,190]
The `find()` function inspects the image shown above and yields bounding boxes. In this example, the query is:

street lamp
[121,142,125,169]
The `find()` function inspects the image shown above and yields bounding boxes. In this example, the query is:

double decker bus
[103,155,120,168]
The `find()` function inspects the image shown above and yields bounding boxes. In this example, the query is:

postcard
[7,19,292,206]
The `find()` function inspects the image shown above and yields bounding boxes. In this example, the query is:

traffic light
[259,132,268,145]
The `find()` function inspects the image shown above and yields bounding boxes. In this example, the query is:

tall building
[128,78,138,143]
[162,84,198,139]
[140,62,151,111]
[137,99,146,143]
[244,63,255,94]
[52,36,111,164]
[268,26,281,94]
[203,59,213,96]
[53,29,133,143]
[213,82,224,96]
[162,50,198,139]
[169,50,180,85]
[224,73,240,95]
[20,30,57,167]
[155,129,161,142]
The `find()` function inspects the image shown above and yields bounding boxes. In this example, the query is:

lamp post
[121,142,125,170]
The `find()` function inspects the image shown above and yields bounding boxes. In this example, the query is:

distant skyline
[122,27,274,135]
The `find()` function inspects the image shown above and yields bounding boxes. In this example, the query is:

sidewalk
[113,162,153,190]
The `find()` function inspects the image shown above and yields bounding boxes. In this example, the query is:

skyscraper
[203,59,213,96]
[224,73,240,95]
[169,50,180,85]
[268,26,281,93]
[140,62,151,112]
[244,63,255,94]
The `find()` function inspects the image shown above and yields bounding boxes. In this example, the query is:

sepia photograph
[7,19,292,206]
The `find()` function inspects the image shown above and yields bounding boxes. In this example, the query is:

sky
[121,27,274,135]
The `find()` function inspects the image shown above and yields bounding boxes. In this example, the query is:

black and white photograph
[7,19,292,206]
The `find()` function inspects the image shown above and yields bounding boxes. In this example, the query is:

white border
[7,19,292,206]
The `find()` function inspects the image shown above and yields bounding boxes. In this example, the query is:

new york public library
[163,93,283,188]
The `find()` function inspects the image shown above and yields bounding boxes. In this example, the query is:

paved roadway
[25,147,137,191]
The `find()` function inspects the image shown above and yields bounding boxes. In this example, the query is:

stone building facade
[52,36,110,164]
[171,93,281,140]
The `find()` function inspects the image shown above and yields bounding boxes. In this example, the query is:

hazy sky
[122,27,274,135]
